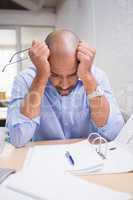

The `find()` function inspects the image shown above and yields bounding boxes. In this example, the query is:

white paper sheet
[23,139,133,175]
[0,186,35,200]
[23,140,103,174]
[93,144,133,174]
[6,169,132,200]
[115,114,133,153]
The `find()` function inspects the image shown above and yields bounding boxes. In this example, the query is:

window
[0,26,53,98]
[0,29,17,98]
[21,27,53,69]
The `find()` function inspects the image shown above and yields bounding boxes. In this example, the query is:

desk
[0,139,133,194]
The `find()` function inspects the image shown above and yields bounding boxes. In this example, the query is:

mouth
[57,88,73,96]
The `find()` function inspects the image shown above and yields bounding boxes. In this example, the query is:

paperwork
[0,186,35,200]
[5,169,132,200]
[4,115,133,200]
[115,114,133,153]
[24,140,104,174]
[94,142,133,174]
[23,139,133,175]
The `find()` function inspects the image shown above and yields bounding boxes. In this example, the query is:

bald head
[45,30,80,96]
[45,29,80,55]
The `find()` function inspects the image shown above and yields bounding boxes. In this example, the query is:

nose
[60,78,70,90]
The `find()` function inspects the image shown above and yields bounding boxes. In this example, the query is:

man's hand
[21,40,50,119]
[29,40,50,80]
[77,41,109,127]
[77,41,96,80]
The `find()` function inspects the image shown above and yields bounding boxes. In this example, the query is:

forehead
[49,52,78,75]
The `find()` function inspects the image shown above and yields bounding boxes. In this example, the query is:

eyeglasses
[2,48,30,72]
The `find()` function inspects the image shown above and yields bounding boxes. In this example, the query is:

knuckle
[84,56,91,63]
[29,48,35,56]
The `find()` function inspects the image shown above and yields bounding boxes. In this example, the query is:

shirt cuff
[96,114,124,141]
[7,110,40,127]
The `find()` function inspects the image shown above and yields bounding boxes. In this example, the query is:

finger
[78,41,96,51]
[77,51,84,60]
[29,42,45,56]
[29,43,50,59]
[78,47,94,58]
[32,40,36,46]
[35,47,49,58]
[32,40,41,47]
[29,41,40,56]
[77,51,93,63]
[78,44,96,56]
[90,47,96,55]
[32,41,44,49]
[36,43,49,56]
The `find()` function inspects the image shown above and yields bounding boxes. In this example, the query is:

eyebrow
[51,71,77,76]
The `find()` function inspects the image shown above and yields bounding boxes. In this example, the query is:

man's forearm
[21,74,48,119]
[82,74,110,127]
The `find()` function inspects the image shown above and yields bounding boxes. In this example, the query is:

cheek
[50,76,78,87]
[49,77,60,87]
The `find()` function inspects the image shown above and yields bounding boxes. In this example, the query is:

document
[0,186,35,200]
[93,143,133,174]
[115,114,133,153]
[5,168,132,200]
[23,139,133,175]
[23,140,104,175]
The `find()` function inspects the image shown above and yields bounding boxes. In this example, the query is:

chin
[60,92,70,96]
[58,90,71,96]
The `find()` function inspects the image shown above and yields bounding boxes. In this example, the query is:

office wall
[93,0,133,114]
[56,0,95,44]
[56,0,133,114]
[0,9,55,26]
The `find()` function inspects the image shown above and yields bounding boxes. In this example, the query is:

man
[6,30,124,147]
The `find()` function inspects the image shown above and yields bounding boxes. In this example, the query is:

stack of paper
[5,168,132,200]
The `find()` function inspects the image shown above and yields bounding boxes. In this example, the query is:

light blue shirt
[6,66,124,147]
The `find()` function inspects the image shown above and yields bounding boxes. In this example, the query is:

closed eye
[51,72,59,77]
[68,73,77,77]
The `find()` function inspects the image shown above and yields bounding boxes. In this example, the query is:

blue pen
[65,151,75,166]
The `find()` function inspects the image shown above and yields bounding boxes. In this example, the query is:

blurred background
[0,0,133,126]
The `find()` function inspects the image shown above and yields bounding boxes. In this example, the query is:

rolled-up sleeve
[91,67,125,141]
[6,71,40,147]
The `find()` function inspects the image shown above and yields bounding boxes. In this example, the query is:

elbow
[9,125,30,148]
[9,134,27,148]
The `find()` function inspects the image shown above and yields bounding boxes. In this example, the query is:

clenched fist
[77,41,96,80]
[29,40,50,79]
